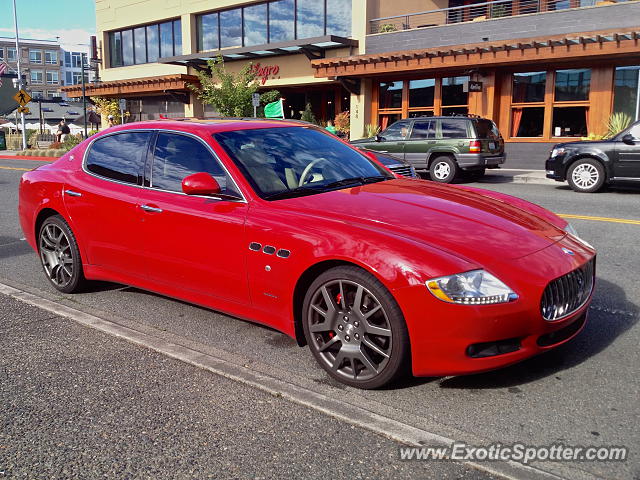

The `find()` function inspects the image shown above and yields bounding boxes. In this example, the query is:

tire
[566,158,605,193]
[429,156,459,183]
[302,266,410,389]
[38,215,86,293]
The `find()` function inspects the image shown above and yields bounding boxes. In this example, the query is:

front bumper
[545,155,567,181]
[395,236,595,377]
[457,153,506,168]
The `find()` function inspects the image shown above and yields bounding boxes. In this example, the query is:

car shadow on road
[437,277,637,389]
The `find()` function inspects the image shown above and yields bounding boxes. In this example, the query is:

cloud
[0,27,95,47]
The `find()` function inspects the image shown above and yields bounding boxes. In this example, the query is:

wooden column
[588,66,615,136]
[498,72,513,139]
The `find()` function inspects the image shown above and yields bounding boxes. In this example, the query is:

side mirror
[375,134,382,142]
[622,133,635,145]
[182,172,221,196]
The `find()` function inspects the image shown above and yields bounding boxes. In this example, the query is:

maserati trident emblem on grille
[562,248,575,255]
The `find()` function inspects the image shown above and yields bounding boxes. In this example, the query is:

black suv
[546,120,640,192]
[352,115,505,183]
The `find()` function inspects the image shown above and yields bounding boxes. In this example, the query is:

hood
[350,138,375,145]
[277,179,566,263]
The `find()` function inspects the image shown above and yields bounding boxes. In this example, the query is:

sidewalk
[482,168,557,186]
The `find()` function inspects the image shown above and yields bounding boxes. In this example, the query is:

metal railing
[369,0,599,34]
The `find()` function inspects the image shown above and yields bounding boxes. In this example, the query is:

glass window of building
[0,49,4,61]
[555,69,591,102]
[65,71,72,85]
[146,24,159,62]
[409,79,435,108]
[160,22,173,58]
[552,106,588,137]
[46,71,59,85]
[441,76,469,106]
[244,3,268,46]
[379,81,403,109]
[173,20,182,55]
[511,107,544,137]
[30,69,43,84]
[220,9,242,48]
[197,12,219,51]
[297,0,325,38]
[45,50,57,65]
[29,49,42,64]
[134,27,147,64]
[512,72,546,103]
[72,52,83,68]
[326,0,352,37]
[110,20,180,67]
[121,29,134,66]
[7,48,16,62]
[613,66,640,121]
[269,0,295,43]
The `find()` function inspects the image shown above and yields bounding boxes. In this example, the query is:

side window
[410,121,435,139]
[381,121,410,141]
[628,123,640,140]
[151,133,239,196]
[86,132,151,184]
[440,119,469,139]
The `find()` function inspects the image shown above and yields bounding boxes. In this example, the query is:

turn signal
[470,140,481,153]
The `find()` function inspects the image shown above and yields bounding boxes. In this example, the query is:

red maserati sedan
[19,119,595,388]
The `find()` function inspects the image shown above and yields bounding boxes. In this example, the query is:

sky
[0,0,96,48]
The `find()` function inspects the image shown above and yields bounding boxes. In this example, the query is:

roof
[5,100,88,122]
[102,118,310,135]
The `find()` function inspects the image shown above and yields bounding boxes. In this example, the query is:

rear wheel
[302,266,410,389]
[429,156,459,183]
[567,158,605,193]
[38,215,86,293]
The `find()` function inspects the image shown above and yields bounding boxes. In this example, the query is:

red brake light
[470,140,481,153]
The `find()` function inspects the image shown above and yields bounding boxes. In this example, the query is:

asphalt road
[1,158,639,479]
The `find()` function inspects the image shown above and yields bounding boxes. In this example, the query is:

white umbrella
[67,123,83,132]
[0,122,16,129]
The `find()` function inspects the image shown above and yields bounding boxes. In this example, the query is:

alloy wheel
[571,163,600,190]
[433,161,451,180]
[39,223,74,288]
[307,279,393,382]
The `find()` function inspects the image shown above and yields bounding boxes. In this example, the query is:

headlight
[550,147,566,158]
[564,223,594,250]
[426,270,518,305]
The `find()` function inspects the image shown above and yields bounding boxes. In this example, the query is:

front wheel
[429,156,459,183]
[38,215,86,293]
[567,158,605,193]
[302,266,410,389]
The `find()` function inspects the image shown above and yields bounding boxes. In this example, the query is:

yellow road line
[0,166,30,171]
[558,213,640,225]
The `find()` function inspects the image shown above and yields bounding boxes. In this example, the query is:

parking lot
[1,157,638,479]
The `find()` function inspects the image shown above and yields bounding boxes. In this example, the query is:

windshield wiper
[264,185,325,200]
[323,175,388,189]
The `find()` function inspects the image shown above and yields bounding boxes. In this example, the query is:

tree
[300,103,318,124]
[91,97,122,124]
[189,55,279,117]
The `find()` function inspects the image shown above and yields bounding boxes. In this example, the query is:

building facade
[0,37,62,99]
[63,0,640,154]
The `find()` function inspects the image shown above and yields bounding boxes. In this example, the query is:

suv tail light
[470,140,481,153]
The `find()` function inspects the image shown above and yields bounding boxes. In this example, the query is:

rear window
[440,119,468,139]
[474,119,501,139]
[86,132,152,184]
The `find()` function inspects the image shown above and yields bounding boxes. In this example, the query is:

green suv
[352,116,505,183]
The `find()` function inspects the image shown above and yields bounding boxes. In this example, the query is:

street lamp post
[12,0,26,149]
[81,59,87,137]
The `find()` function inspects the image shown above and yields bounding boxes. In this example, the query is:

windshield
[214,127,391,200]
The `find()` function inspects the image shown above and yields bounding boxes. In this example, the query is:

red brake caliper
[328,293,342,339]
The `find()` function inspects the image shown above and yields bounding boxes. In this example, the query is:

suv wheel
[429,156,459,183]
[567,158,605,193]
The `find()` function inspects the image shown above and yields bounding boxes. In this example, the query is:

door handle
[64,189,82,197]
[140,204,163,213]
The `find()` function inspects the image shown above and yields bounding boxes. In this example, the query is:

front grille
[388,165,416,178]
[541,259,595,321]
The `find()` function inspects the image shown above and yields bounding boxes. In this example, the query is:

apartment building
[62,0,640,150]
[0,37,62,99]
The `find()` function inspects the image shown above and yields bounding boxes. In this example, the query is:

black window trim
[83,128,247,203]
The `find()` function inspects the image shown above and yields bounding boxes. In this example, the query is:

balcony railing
[369,0,600,34]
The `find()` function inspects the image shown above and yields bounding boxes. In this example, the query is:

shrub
[364,123,381,138]
[605,112,632,138]
[334,111,350,136]
[300,103,318,125]
[62,134,83,151]
[379,23,398,33]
